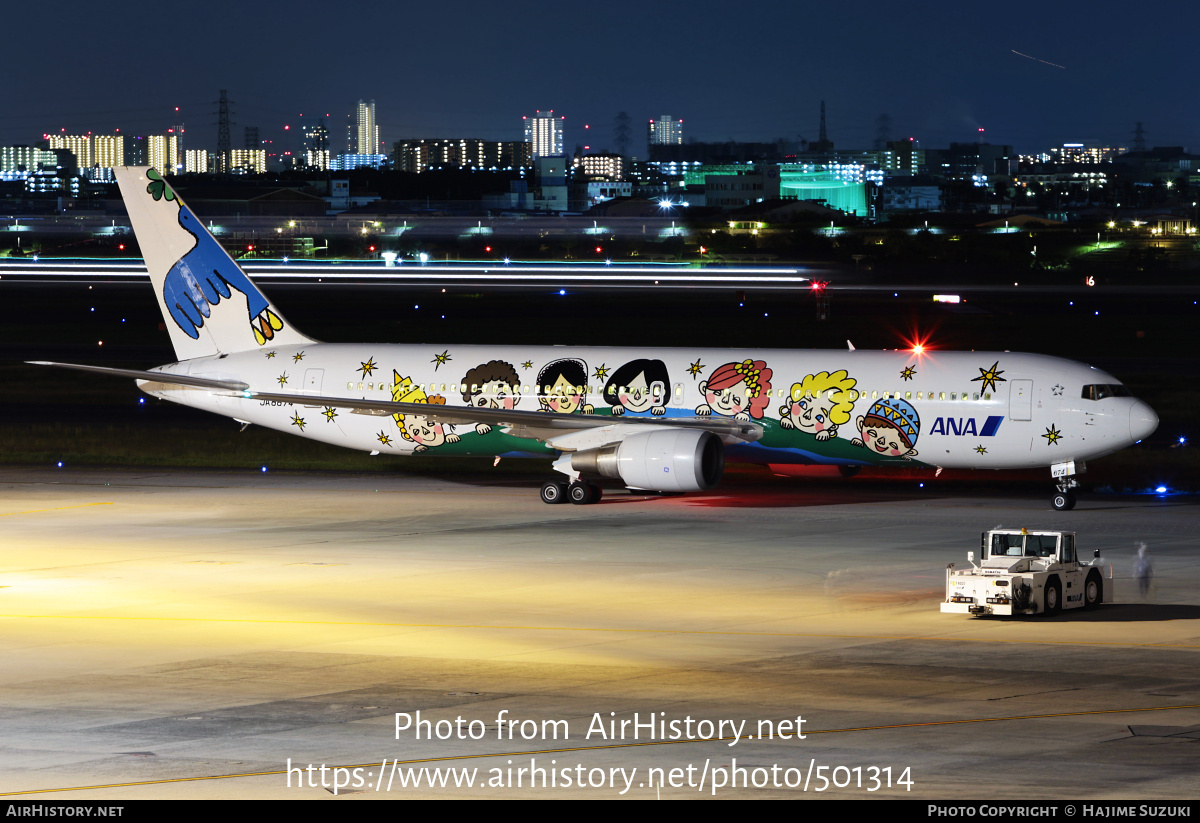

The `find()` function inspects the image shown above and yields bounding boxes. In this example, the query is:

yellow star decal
[290,412,306,431]
[358,357,377,377]
[1042,424,1063,445]
[293,351,305,362]
[593,364,609,381]
[522,360,534,370]
[900,365,917,381]
[431,350,451,370]
[322,406,338,422]
[377,431,392,447]
[277,372,288,387]
[972,361,1007,393]
[264,350,277,359]
[974,444,987,455]
[687,359,705,378]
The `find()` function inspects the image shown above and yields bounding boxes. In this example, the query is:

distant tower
[810,101,834,154]
[244,126,260,150]
[524,110,564,158]
[874,113,892,150]
[216,89,232,157]
[356,99,378,155]
[613,111,632,156]
[1132,121,1146,153]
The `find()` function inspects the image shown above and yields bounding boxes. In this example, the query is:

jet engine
[568,429,724,492]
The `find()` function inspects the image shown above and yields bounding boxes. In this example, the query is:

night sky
[4,0,1195,157]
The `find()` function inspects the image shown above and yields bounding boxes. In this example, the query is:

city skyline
[0,0,1194,157]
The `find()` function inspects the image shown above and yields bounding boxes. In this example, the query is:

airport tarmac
[0,466,1196,800]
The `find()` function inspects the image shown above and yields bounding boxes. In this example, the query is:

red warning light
[368,245,375,252]
[118,244,125,251]
[485,246,492,253]
[810,279,828,292]
[595,246,602,253]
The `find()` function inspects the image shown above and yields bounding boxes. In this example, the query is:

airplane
[31,167,1158,510]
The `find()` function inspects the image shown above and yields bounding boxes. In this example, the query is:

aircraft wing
[28,360,762,448]
[245,388,763,445]
[27,361,250,392]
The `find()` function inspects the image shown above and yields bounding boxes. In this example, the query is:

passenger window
[905,391,912,400]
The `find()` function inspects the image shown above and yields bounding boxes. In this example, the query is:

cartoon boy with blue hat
[852,397,920,459]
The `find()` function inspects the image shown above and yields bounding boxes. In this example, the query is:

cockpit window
[1081,384,1131,401]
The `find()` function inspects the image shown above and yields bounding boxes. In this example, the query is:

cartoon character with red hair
[694,359,773,421]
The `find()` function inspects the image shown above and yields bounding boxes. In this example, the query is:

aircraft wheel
[568,482,596,505]
[1052,490,1076,511]
[540,480,568,504]
[588,482,603,504]
[1044,579,1062,616]
[1084,571,1102,610]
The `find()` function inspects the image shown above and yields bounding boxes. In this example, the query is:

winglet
[847,340,856,351]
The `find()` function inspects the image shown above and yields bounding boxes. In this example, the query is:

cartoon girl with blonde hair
[695,359,773,421]
[391,371,460,452]
[780,370,857,441]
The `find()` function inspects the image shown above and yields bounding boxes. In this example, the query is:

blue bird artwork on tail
[148,169,284,345]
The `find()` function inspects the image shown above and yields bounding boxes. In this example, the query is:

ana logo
[929,415,1004,437]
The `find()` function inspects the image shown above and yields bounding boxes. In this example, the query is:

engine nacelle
[570,429,724,492]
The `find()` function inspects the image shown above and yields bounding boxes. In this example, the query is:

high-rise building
[48,135,93,170]
[574,152,624,181]
[92,135,125,170]
[226,149,266,174]
[0,146,59,180]
[648,116,682,146]
[392,139,531,173]
[523,110,564,158]
[356,100,378,155]
[146,134,180,175]
[304,117,331,170]
[184,149,209,174]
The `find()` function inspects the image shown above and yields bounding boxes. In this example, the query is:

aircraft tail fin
[115,166,315,360]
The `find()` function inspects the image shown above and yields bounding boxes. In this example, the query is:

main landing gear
[540,479,603,505]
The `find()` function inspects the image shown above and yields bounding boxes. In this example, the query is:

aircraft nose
[1129,400,1158,442]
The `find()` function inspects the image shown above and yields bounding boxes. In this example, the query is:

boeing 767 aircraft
[32,167,1158,509]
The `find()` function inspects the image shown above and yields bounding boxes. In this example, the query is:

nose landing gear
[1050,460,1083,511]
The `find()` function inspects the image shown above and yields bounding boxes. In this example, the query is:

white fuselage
[139,344,1155,471]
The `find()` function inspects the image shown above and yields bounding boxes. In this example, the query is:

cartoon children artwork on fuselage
[460,360,522,434]
[695,359,773,421]
[537,358,594,415]
[603,358,670,416]
[780,370,857,441]
[852,396,920,459]
[391,371,460,452]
